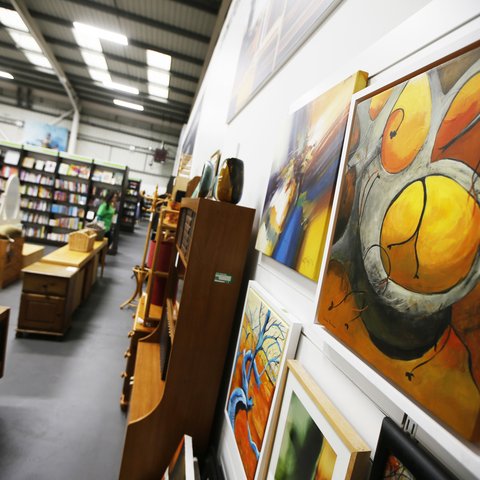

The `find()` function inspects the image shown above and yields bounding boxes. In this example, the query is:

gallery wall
[0,102,173,193]
[180,0,480,478]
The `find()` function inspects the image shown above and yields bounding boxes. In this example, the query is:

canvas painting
[370,417,455,480]
[23,120,69,151]
[267,360,370,479]
[227,0,341,121]
[315,40,480,441]
[225,282,300,480]
[256,72,367,280]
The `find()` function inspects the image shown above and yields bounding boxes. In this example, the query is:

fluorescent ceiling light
[88,68,111,83]
[113,99,143,111]
[24,51,52,69]
[146,50,171,71]
[148,84,169,99]
[0,7,28,32]
[73,22,128,46]
[8,30,42,52]
[103,80,139,95]
[147,69,170,87]
[81,50,108,70]
[72,29,102,52]
[0,70,14,80]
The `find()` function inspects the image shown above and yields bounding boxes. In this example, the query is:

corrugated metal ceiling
[0,0,225,144]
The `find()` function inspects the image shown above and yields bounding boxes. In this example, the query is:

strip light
[73,22,128,46]
[8,30,42,52]
[113,99,143,111]
[0,71,14,80]
[0,7,28,32]
[103,81,139,95]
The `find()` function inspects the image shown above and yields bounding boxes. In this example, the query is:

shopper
[97,191,118,247]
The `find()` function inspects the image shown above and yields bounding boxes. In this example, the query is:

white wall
[184,0,480,478]
[0,103,173,194]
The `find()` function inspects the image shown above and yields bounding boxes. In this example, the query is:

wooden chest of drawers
[17,262,84,337]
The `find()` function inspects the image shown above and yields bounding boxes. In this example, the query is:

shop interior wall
[0,102,172,193]
[181,0,480,478]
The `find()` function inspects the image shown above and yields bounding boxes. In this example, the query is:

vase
[192,160,215,198]
[215,157,244,204]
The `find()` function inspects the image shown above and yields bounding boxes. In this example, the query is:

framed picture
[255,71,367,280]
[315,36,480,442]
[267,360,370,479]
[370,417,456,480]
[224,281,301,480]
[22,120,69,151]
[227,0,342,121]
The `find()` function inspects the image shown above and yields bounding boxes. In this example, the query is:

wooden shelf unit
[119,198,255,479]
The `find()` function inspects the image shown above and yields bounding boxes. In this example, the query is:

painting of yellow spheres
[316,41,480,442]
[256,72,367,280]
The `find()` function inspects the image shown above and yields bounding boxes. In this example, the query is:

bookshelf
[0,141,129,247]
[120,178,141,232]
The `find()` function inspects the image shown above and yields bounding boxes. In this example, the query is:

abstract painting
[256,72,367,280]
[315,40,480,441]
[267,360,370,479]
[225,282,300,480]
[370,417,455,480]
[227,0,342,121]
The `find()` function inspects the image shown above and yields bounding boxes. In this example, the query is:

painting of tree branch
[226,283,297,480]
[315,40,480,442]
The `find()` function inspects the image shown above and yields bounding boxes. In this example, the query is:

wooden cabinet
[0,237,24,288]
[120,198,255,480]
[17,262,85,336]
[0,306,9,378]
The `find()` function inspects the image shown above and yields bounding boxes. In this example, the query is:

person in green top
[96,191,118,246]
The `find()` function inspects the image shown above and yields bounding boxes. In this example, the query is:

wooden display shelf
[41,239,106,269]
[134,293,162,326]
[129,339,165,422]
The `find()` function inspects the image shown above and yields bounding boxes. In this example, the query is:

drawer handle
[120,371,128,378]
[127,330,134,338]
[124,350,131,358]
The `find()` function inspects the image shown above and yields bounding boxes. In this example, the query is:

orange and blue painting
[275,392,337,480]
[226,287,289,480]
[256,72,367,281]
[316,43,480,441]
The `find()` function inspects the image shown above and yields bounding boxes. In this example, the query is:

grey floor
[0,225,146,480]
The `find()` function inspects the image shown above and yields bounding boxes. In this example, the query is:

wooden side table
[17,262,85,337]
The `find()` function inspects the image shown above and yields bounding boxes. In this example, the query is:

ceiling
[0,0,227,147]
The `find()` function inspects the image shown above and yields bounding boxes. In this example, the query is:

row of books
[22,212,50,225]
[49,217,82,229]
[22,156,56,173]
[21,199,50,212]
[58,162,91,179]
[24,225,47,239]
[20,171,55,186]
[1,165,18,178]
[91,168,124,185]
[53,191,87,205]
[47,232,69,242]
[55,179,89,193]
[20,184,52,199]
[51,204,85,218]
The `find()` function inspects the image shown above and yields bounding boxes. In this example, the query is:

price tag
[214,272,233,284]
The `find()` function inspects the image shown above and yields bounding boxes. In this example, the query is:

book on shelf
[4,150,20,166]
[34,159,45,171]
[22,156,35,169]
[45,160,56,173]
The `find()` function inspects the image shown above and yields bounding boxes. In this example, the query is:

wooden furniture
[22,243,45,268]
[17,262,84,336]
[120,187,161,310]
[0,236,24,288]
[120,204,177,410]
[41,239,107,300]
[0,306,9,378]
[120,198,255,479]
[162,435,199,480]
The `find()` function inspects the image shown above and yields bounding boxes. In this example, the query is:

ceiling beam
[60,0,211,44]
[170,0,221,15]
[0,3,206,66]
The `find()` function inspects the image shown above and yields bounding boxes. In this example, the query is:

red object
[149,241,173,306]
